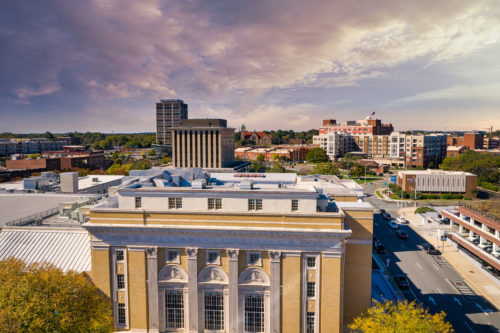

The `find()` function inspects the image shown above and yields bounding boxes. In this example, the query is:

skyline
[1,1,500,133]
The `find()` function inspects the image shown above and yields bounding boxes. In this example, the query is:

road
[365,179,500,333]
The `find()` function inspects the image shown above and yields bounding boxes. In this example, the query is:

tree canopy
[0,258,114,332]
[349,300,453,333]
[306,147,329,163]
[440,150,500,186]
[311,162,340,175]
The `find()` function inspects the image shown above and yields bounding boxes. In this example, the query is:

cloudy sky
[1,0,499,133]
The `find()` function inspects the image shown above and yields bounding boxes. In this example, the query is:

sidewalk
[398,207,500,311]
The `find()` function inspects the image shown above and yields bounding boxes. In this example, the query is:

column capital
[186,248,198,260]
[226,249,239,261]
[146,247,158,259]
[269,251,281,262]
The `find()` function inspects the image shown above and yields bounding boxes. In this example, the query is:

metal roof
[0,227,91,273]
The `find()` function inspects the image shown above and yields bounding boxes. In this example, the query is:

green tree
[311,162,339,175]
[0,258,113,332]
[306,148,329,163]
[257,154,265,162]
[349,300,453,333]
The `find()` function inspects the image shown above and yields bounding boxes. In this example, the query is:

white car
[396,217,409,224]
[389,221,399,229]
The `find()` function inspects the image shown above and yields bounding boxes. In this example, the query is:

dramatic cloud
[0,0,499,132]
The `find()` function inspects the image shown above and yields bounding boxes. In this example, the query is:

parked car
[382,212,392,220]
[396,217,409,224]
[439,217,450,225]
[396,230,408,240]
[376,244,387,254]
[472,238,480,245]
[389,221,399,229]
[394,275,410,289]
[423,244,440,255]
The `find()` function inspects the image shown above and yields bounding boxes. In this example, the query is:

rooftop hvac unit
[92,177,99,182]
[191,179,207,189]
[240,179,254,190]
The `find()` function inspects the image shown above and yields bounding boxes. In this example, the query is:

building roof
[0,227,91,273]
[0,193,94,226]
[398,169,475,176]
[242,131,269,139]
[78,175,124,190]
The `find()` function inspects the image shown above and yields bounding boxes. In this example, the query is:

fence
[5,207,59,227]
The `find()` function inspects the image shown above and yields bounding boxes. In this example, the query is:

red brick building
[319,116,393,136]
[241,131,273,145]
[447,133,484,149]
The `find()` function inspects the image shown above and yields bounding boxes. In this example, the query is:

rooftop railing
[5,207,59,227]
[459,201,500,224]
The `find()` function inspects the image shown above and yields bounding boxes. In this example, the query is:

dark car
[397,230,408,240]
[376,244,386,254]
[394,275,410,289]
[373,236,380,247]
[382,212,392,220]
[423,244,440,255]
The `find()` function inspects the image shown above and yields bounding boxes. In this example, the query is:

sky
[1,0,500,133]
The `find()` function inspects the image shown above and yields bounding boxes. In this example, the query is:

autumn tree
[0,258,114,332]
[306,147,329,163]
[349,300,453,333]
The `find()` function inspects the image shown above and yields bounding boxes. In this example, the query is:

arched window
[158,265,188,332]
[238,268,270,333]
[198,266,229,332]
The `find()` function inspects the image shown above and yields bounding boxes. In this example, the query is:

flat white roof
[78,175,124,189]
[398,170,475,176]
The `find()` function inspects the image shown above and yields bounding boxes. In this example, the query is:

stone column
[186,130,191,168]
[186,248,199,332]
[208,130,212,168]
[227,249,239,333]
[202,131,207,168]
[269,251,281,333]
[146,247,159,333]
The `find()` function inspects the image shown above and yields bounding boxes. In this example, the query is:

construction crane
[484,126,494,138]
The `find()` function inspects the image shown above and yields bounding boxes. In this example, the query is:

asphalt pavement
[364,178,500,333]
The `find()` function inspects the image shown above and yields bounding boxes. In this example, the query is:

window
[248,199,256,211]
[255,199,262,211]
[306,312,315,333]
[307,282,315,298]
[117,274,125,289]
[166,249,180,263]
[168,198,176,209]
[206,250,220,265]
[135,197,142,208]
[307,257,316,268]
[208,198,222,210]
[245,294,264,332]
[165,290,184,329]
[116,250,124,262]
[248,199,263,211]
[292,199,299,212]
[204,292,224,330]
[168,197,182,209]
[247,252,261,266]
[118,303,126,325]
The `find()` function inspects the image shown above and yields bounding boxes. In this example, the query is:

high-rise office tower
[156,99,188,145]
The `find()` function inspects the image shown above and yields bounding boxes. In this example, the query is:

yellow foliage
[0,258,114,332]
[349,300,453,333]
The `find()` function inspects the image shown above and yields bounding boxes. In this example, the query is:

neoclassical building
[85,168,373,332]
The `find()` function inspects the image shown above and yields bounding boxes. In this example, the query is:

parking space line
[464,322,474,333]
[437,287,442,294]
[416,263,422,270]
[432,264,440,270]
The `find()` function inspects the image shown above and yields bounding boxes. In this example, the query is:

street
[364,179,500,333]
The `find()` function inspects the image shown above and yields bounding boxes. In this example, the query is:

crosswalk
[449,279,476,296]
[433,256,453,269]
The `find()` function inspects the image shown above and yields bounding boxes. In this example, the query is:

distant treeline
[0,132,156,150]
[235,129,319,145]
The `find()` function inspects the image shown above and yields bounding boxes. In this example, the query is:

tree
[349,300,453,333]
[306,147,329,163]
[311,162,340,175]
[257,154,265,162]
[0,258,113,332]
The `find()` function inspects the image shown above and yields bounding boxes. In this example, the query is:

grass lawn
[376,190,384,199]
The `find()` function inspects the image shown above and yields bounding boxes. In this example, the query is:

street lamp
[408,178,417,207]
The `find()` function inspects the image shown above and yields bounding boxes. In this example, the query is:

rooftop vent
[191,179,207,189]
[92,177,100,182]
[240,179,254,190]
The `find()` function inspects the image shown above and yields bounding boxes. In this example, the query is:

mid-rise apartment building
[319,116,393,136]
[312,133,356,160]
[156,99,188,145]
[390,132,447,168]
[447,133,484,149]
[0,139,67,157]
[172,119,235,168]
[354,135,390,159]
[85,168,373,332]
